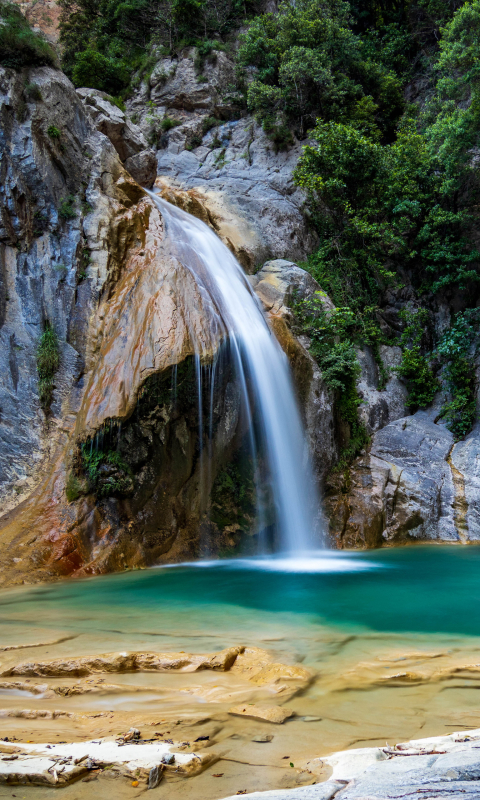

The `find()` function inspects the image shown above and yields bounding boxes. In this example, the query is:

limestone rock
[250,259,331,319]
[356,345,409,435]
[3,647,245,677]
[326,412,458,548]
[155,117,318,265]
[449,423,480,541]
[124,149,157,188]
[228,704,294,724]
[77,89,147,161]
[77,88,156,186]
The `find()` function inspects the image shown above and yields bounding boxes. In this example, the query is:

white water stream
[150,193,320,554]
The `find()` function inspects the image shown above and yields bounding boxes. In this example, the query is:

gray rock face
[124,149,158,188]
[327,411,461,547]
[356,345,408,435]
[156,118,317,265]
[0,67,92,509]
[149,51,236,114]
[126,46,317,264]
[0,65,145,515]
[77,88,157,187]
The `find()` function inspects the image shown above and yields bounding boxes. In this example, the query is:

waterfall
[150,193,321,555]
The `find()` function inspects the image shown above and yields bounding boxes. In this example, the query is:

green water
[2,543,480,795]
[1,545,479,642]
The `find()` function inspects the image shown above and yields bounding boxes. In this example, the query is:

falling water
[150,193,321,555]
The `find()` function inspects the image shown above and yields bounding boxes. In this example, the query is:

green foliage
[294,294,369,464]
[238,0,404,142]
[396,308,438,410]
[160,115,181,131]
[437,309,480,438]
[202,115,218,134]
[47,125,61,139]
[210,461,255,531]
[58,196,76,220]
[59,0,253,94]
[295,115,480,298]
[24,82,42,102]
[65,473,84,502]
[72,49,130,94]
[0,1,57,70]
[80,444,133,497]
[37,322,60,411]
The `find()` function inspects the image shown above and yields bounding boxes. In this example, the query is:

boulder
[124,149,157,189]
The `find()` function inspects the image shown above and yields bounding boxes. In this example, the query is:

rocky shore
[221,728,480,800]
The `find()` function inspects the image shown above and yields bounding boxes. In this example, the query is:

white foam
[160,551,382,574]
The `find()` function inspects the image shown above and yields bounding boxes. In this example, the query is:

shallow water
[2,544,480,798]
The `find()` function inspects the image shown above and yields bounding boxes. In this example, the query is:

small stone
[148,764,163,789]
[252,734,273,743]
[302,716,322,722]
[161,753,175,765]
[124,728,140,742]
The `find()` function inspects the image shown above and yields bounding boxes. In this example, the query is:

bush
[71,49,130,94]
[58,196,76,220]
[47,124,61,139]
[160,115,182,132]
[37,322,59,411]
[24,82,43,102]
[0,1,57,70]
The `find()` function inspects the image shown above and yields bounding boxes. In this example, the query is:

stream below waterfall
[1,544,480,799]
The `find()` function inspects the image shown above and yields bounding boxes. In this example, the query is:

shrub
[202,116,218,134]
[71,49,130,94]
[437,309,480,438]
[24,82,42,102]
[37,322,59,411]
[47,125,61,139]
[396,308,438,410]
[160,115,181,132]
[0,1,57,70]
[58,196,76,220]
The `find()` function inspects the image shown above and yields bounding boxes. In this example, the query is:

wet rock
[251,262,337,484]
[3,647,246,678]
[124,727,140,742]
[228,705,294,724]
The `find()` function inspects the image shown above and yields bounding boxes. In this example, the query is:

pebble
[252,734,273,743]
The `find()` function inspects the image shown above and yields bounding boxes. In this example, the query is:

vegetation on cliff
[251,0,480,448]
[36,322,60,411]
[58,0,258,94]
[0,1,57,70]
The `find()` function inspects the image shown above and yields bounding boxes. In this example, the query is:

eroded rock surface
[77,88,157,187]
[327,412,459,548]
